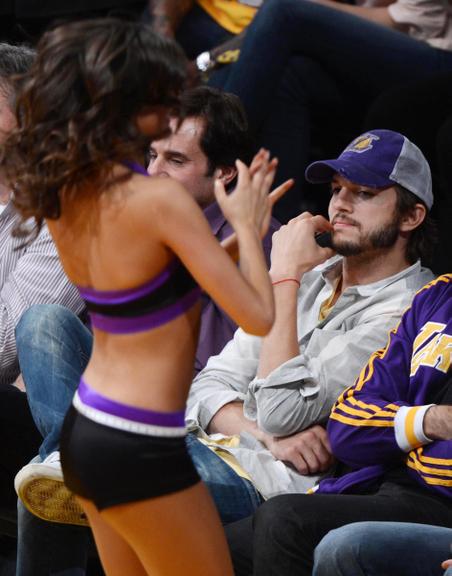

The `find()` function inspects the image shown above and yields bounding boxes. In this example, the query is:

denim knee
[16,304,78,347]
[313,525,356,573]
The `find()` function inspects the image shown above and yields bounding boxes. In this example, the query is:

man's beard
[332,215,400,257]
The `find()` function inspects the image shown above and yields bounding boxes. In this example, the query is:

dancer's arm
[151,151,284,336]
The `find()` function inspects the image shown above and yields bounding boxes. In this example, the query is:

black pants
[226,481,452,576]
[0,385,41,509]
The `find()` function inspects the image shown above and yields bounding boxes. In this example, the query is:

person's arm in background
[312,0,406,29]
[316,0,450,39]
[147,0,248,73]
[0,224,84,385]
[147,0,194,38]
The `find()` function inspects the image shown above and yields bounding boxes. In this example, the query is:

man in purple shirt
[147,86,280,372]
[11,86,281,576]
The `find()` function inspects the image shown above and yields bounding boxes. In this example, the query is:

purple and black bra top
[76,160,201,334]
[78,260,201,334]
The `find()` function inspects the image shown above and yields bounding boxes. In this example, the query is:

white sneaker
[14,451,88,526]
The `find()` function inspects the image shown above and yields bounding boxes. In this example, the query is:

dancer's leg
[101,482,233,576]
[78,497,147,576]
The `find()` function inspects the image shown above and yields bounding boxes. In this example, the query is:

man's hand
[264,425,335,475]
[442,559,452,570]
[424,405,452,440]
[269,213,335,281]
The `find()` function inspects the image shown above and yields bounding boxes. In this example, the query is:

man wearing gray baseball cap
[306,129,433,209]
[188,128,436,563]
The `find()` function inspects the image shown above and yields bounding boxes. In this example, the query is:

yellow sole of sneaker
[18,478,89,527]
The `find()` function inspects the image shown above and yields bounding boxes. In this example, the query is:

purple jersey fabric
[319,274,452,498]
[196,201,280,374]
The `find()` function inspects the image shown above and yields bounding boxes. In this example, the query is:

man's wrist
[271,277,300,288]
[423,405,447,440]
[422,405,452,441]
[251,426,271,447]
[270,269,306,282]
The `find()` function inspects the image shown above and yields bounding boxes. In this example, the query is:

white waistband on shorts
[73,391,188,438]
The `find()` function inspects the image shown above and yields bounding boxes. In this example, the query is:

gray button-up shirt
[187,257,435,499]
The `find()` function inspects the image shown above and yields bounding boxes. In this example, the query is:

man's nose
[147,157,168,177]
[331,187,353,210]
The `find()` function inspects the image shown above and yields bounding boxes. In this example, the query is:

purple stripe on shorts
[89,287,201,334]
[77,260,179,304]
[78,378,186,427]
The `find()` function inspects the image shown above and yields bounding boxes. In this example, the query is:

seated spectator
[227,273,452,576]
[0,41,85,575]
[187,128,434,511]
[313,520,452,576]
[214,0,452,221]
[0,42,84,510]
[12,85,281,576]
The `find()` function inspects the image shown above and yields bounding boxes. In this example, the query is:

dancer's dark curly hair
[0,18,187,238]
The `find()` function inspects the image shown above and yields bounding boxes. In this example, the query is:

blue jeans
[212,0,452,221]
[15,304,262,575]
[16,305,93,462]
[186,433,263,525]
[313,522,452,576]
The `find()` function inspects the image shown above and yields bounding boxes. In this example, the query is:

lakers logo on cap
[346,133,380,154]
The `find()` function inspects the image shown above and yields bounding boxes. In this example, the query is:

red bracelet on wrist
[271,278,301,288]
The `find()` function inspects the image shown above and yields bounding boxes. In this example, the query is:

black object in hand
[315,231,332,248]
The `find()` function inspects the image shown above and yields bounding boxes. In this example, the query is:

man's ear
[399,203,427,232]
[214,165,237,187]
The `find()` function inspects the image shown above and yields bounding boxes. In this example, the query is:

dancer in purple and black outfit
[0,17,291,576]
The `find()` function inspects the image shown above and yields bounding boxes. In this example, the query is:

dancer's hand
[215,149,289,236]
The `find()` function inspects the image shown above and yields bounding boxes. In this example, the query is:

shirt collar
[318,256,422,295]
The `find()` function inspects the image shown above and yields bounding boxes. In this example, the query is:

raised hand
[214,149,282,236]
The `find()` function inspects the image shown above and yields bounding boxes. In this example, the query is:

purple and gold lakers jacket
[316,274,452,498]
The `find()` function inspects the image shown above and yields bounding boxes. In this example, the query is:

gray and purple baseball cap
[305,129,433,209]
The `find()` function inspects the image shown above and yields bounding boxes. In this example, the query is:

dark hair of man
[0,43,35,104]
[395,185,438,265]
[0,18,187,238]
[176,86,255,177]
